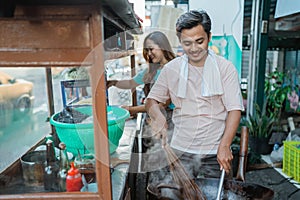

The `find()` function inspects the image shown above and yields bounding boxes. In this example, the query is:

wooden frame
[0,3,137,200]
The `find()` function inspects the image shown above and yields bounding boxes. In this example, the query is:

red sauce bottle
[66,162,83,192]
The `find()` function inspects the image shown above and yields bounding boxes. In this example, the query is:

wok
[147,127,274,199]
[147,178,274,200]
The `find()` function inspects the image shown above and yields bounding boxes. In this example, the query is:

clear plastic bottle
[287,117,296,141]
[287,117,295,132]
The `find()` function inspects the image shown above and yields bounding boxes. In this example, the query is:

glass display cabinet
[0,1,142,199]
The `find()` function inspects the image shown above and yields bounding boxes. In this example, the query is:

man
[145,10,244,178]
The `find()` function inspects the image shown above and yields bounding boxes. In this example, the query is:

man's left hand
[217,145,233,174]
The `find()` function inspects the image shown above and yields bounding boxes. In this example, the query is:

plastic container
[50,106,129,155]
[66,162,83,192]
[74,154,95,183]
[81,183,98,192]
[283,141,300,182]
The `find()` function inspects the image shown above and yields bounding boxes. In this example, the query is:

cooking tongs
[216,168,225,200]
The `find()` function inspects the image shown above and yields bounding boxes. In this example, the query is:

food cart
[0,0,142,199]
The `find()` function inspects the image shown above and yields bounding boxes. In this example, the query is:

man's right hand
[148,111,168,147]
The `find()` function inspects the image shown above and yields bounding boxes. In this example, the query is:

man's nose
[191,42,198,51]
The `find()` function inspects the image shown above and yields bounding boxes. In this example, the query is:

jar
[74,154,95,183]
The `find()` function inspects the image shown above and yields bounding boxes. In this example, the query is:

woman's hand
[121,105,145,116]
[106,80,118,89]
[121,105,133,115]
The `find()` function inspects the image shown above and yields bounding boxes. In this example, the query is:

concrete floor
[246,167,300,200]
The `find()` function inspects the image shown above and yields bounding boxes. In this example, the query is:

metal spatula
[216,168,225,200]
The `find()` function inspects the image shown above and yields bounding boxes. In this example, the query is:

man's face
[180,24,211,66]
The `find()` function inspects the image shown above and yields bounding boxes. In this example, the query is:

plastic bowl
[50,106,129,155]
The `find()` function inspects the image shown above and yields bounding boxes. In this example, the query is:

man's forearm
[146,98,168,142]
[217,110,241,173]
[145,98,164,120]
[220,110,241,147]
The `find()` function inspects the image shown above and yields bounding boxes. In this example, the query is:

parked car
[0,71,34,124]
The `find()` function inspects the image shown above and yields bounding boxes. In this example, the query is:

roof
[0,0,142,34]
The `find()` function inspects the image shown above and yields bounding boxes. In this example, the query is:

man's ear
[208,32,212,42]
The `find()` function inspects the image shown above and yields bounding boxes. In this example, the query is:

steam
[142,114,204,199]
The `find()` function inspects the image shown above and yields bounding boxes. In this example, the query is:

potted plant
[264,69,293,125]
[246,103,275,155]
[245,69,293,155]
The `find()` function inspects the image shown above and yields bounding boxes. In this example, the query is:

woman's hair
[142,31,175,83]
[176,10,211,40]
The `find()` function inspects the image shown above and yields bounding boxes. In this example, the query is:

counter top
[111,118,137,200]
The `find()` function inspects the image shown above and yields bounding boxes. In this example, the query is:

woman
[107,31,176,115]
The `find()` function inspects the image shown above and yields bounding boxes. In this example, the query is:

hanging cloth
[177,49,224,98]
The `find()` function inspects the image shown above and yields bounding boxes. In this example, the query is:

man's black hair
[176,10,212,39]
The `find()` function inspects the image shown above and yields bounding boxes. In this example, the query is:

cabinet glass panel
[0,67,96,194]
[0,67,51,194]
